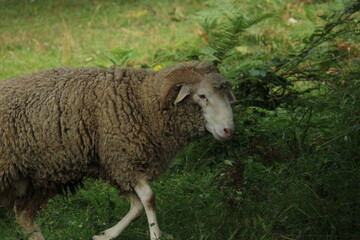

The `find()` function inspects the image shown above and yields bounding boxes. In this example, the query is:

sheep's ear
[226,90,236,104]
[160,67,203,109]
[174,85,191,105]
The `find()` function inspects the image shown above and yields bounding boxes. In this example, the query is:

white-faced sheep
[0,61,236,240]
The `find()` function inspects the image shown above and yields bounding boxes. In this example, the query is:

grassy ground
[1,0,359,239]
[0,0,203,79]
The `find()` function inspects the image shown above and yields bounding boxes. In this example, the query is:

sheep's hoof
[92,232,114,240]
[29,232,45,240]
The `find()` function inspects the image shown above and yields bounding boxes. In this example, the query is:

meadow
[0,0,359,239]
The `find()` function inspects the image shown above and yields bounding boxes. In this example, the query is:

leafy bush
[177,1,360,239]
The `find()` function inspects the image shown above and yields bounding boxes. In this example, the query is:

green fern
[243,13,274,28]
[199,16,218,34]
[198,3,273,65]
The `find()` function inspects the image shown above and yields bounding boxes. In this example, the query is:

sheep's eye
[199,94,207,100]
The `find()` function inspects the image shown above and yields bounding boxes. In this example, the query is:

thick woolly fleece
[0,62,213,213]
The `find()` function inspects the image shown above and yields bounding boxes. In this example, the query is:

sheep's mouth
[205,127,227,141]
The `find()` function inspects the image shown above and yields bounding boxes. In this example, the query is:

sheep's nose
[224,128,233,137]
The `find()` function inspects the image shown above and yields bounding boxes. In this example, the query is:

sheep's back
[0,65,191,195]
[0,67,142,188]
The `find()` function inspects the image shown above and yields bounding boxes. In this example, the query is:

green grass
[0,0,203,79]
[1,0,359,239]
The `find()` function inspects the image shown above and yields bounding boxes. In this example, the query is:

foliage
[202,0,360,110]
[1,0,360,240]
[188,1,360,239]
[195,1,274,65]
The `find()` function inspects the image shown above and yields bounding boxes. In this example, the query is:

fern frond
[195,0,273,65]
[241,33,280,46]
[199,17,218,33]
[243,13,274,28]
[241,34,263,46]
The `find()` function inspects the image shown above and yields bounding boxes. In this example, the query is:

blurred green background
[1,0,359,239]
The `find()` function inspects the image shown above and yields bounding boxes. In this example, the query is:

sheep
[0,61,236,240]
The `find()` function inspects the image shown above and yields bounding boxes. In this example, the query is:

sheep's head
[160,62,236,141]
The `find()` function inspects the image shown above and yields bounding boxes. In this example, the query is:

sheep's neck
[139,73,206,159]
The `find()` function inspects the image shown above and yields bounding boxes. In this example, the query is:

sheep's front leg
[134,179,162,240]
[92,194,144,240]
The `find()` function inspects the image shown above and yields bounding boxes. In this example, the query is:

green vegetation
[1,0,359,239]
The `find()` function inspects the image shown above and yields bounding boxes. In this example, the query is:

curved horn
[160,67,203,108]
[194,61,220,74]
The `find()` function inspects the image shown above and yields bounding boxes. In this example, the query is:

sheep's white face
[193,74,235,140]
[175,72,236,141]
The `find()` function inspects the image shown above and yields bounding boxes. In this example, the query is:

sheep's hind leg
[134,179,162,240]
[92,194,144,240]
[14,205,45,240]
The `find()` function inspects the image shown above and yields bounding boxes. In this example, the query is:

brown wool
[0,62,218,214]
